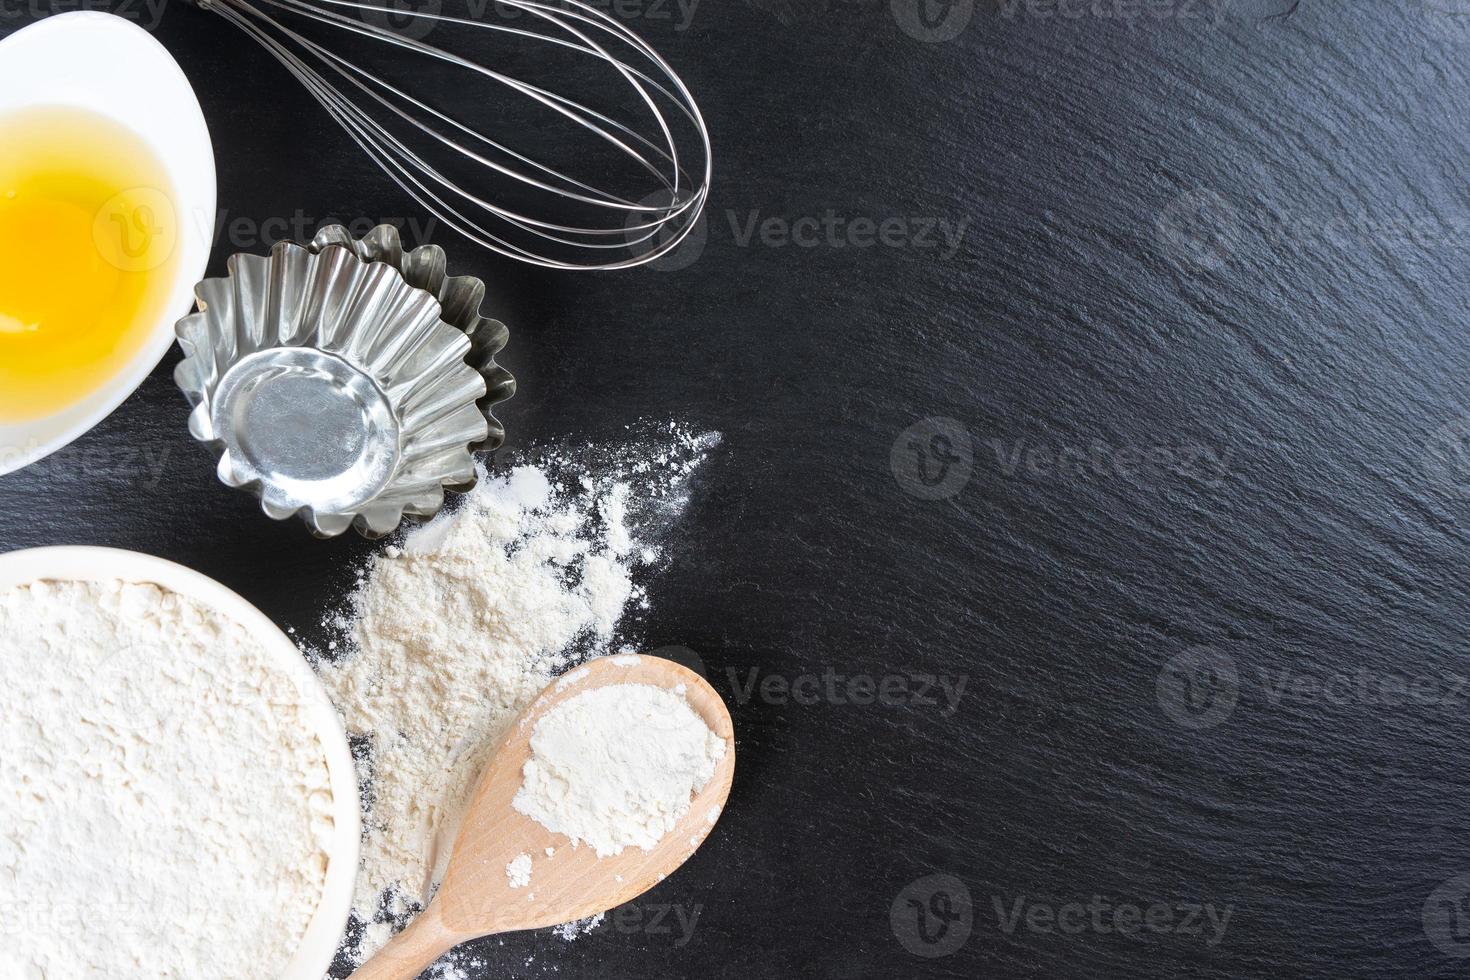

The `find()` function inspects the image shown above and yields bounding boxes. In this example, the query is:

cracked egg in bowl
[0,12,214,475]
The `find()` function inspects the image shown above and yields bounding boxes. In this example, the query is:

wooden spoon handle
[346,904,461,980]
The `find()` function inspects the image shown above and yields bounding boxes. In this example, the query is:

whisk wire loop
[197,0,711,270]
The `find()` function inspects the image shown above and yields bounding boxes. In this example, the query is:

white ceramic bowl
[0,546,359,979]
[0,13,216,476]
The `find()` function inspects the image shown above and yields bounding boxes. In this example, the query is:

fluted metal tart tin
[307,224,515,449]
[174,225,515,538]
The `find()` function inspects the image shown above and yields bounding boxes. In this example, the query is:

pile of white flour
[0,579,334,979]
[514,683,726,857]
[317,426,718,967]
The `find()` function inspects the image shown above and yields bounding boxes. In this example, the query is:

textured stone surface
[5,1,1470,976]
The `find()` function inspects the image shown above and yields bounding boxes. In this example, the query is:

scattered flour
[317,426,719,967]
[513,684,727,857]
[0,579,334,979]
[553,913,606,941]
[506,853,533,889]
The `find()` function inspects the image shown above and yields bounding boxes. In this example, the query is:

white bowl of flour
[0,546,359,979]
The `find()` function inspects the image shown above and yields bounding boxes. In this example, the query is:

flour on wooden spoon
[315,426,719,965]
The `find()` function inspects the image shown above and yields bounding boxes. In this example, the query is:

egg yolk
[0,106,180,425]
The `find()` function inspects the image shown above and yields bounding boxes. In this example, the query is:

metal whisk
[193,0,711,270]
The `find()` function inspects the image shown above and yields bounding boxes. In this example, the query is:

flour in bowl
[0,579,334,979]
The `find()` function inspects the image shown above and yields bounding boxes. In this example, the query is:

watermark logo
[1418,0,1470,44]
[891,417,973,501]
[1158,650,1470,728]
[0,439,46,476]
[1424,875,1470,957]
[892,419,1228,501]
[94,186,177,274]
[1156,646,1239,730]
[357,0,442,40]
[892,873,973,957]
[628,191,708,272]
[1422,416,1470,497]
[1157,186,1461,273]
[891,0,976,42]
[647,644,710,683]
[1156,188,1243,272]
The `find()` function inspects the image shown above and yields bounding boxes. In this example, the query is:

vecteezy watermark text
[588,901,703,947]
[727,210,969,258]
[372,0,704,35]
[988,438,1229,487]
[891,418,1230,502]
[727,667,967,714]
[1417,1,1470,45]
[204,209,440,251]
[0,0,168,29]
[751,0,1240,43]
[993,894,1233,946]
[0,441,171,489]
[1156,645,1470,731]
[633,207,971,270]
[1156,186,1467,273]
[997,0,1231,25]
[890,875,1231,957]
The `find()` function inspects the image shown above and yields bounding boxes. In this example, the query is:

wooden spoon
[347,653,735,980]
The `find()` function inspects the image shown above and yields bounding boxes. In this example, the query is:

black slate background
[6,0,1470,976]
